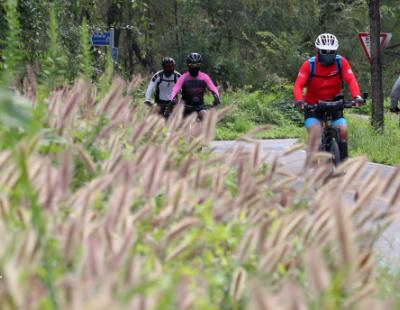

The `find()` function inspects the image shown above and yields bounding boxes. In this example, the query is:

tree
[368,0,384,132]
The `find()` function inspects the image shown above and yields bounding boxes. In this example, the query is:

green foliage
[376,264,400,308]
[97,48,114,98]
[0,0,23,85]
[79,17,93,81]
[40,3,67,89]
[0,0,398,95]
[0,90,33,129]
[0,89,40,149]
[18,1,49,63]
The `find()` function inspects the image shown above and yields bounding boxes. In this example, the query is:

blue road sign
[91,32,111,46]
[111,47,119,61]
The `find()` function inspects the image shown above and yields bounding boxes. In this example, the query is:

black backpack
[156,71,178,89]
[307,55,342,82]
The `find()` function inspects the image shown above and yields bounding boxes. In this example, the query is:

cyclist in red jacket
[293,33,364,162]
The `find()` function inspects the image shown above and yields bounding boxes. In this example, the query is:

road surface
[211,139,400,269]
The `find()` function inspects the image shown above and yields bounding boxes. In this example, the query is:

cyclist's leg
[305,117,322,165]
[332,117,348,160]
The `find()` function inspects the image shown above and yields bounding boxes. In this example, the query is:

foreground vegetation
[0,77,399,309]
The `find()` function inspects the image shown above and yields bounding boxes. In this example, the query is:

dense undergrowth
[215,86,304,141]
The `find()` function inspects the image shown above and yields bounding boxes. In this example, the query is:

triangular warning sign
[358,32,392,63]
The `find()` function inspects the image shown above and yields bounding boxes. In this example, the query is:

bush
[216,86,303,139]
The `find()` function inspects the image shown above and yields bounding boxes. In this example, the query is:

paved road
[211,139,400,268]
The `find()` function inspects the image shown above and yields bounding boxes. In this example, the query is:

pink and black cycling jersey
[170,72,220,107]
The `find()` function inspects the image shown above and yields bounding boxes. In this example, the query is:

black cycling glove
[353,96,365,107]
[294,100,305,110]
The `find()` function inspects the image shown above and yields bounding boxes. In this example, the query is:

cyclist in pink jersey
[170,52,220,120]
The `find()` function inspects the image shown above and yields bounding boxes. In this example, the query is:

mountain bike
[183,103,220,144]
[159,101,175,119]
[305,97,357,166]
[183,102,219,122]
[147,101,175,119]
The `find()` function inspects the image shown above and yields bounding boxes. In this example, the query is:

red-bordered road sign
[358,32,392,63]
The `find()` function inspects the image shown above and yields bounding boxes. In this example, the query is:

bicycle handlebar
[304,99,356,112]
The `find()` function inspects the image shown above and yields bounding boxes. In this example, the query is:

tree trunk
[368,0,384,132]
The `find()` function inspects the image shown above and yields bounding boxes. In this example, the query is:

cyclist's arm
[293,61,310,101]
[145,74,159,102]
[203,73,220,99]
[341,57,361,98]
[170,73,185,100]
[390,75,400,109]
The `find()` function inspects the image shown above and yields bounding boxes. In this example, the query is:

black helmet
[186,52,202,65]
[162,57,175,67]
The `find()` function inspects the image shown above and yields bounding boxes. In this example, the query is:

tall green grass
[216,87,304,140]
[349,113,400,165]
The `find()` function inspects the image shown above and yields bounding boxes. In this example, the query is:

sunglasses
[188,63,201,68]
[319,49,336,55]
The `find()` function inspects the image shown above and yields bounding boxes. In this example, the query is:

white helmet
[315,33,339,51]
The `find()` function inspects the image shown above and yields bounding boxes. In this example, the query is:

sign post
[358,32,392,63]
[90,32,111,46]
[91,29,117,61]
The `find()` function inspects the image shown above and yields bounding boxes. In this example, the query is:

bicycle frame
[319,115,341,153]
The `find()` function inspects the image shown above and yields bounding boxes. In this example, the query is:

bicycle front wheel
[330,139,341,166]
